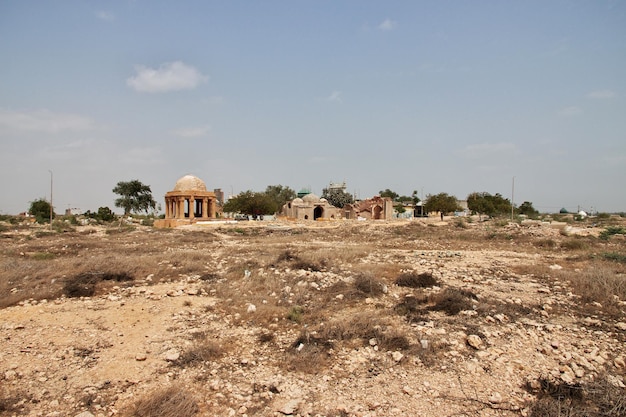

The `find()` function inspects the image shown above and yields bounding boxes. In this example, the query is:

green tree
[424,193,461,215]
[264,185,296,212]
[29,198,55,224]
[379,189,399,200]
[112,180,157,215]
[223,191,277,217]
[467,192,512,219]
[517,201,538,217]
[321,187,354,208]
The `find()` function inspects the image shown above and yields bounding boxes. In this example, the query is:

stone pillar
[178,198,185,219]
[202,199,209,219]
[209,198,216,218]
[189,197,195,219]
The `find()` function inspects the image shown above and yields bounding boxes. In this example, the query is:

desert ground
[1,215,625,417]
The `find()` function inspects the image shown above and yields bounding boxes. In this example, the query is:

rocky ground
[0,217,625,417]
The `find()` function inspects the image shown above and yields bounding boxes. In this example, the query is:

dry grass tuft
[395,272,439,288]
[353,272,386,296]
[125,385,199,417]
[173,339,224,368]
[429,288,477,315]
[525,374,626,417]
[561,267,626,316]
[395,288,477,318]
[63,271,134,298]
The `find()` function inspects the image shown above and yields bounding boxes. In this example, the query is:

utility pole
[48,170,53,228]
[511,176,515,221]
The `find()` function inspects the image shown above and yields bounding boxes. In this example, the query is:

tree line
[26,179,538,223]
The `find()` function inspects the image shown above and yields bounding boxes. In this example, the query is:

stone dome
[292,198,304,204]
[173,175,207,192]
[302,193,320,203]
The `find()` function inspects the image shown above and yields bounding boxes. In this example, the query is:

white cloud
[96,11,115,21]
[327,91,342,103]
[587,89,617,99]
[460,142,518,159]
[558,106,583,117]
[126,61,208,93]
[378,18,397,31]
[0,109,95,133]
[170,125,211,138]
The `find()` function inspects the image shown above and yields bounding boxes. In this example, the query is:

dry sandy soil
[1,216,625,417]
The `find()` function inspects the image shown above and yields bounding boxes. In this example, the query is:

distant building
[282,193,342,220]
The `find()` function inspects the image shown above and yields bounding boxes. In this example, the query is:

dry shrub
[320,312,410,351]
[353,272,386,296]
[429,288,476,315]
[394,294,429,322]
[561,238,588,251]
[173,339,224,368]
[286,331,334,373]
[395,272,439,288]
[561,267,626,314]
[395,289,476,318]
[125,386,198,417]
[525,374,626,417]
[63,271,134,298]
[274,249,325,271]
[534,238,557,249]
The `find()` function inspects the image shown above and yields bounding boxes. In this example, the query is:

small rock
[369,338,378,346]
[466,334,483,349]
[488,392,502,404]
[247,304,257,313]
[135,354,147,361]
[164,350,180,362]
[614,356,625,369]
[275,398,301,415]
[75,412,95,417]
[392,351,404,362]
[615,322,626,331]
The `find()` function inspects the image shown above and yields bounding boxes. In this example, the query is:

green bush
[599,226,626,240]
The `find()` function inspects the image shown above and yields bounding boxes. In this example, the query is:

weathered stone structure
[344,196,394,220]
[154,175,219,228]
[282,193,342,220]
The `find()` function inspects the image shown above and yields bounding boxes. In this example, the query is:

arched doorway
[373,205,383,220]
[314,206,323,220]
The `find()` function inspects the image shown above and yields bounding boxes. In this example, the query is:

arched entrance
[373,205,383,220]
[314,206,323,220]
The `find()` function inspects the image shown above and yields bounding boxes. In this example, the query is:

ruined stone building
[154,175,221,228]
[344,196,394,220]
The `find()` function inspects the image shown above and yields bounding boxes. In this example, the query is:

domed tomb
[163,175,217,223]
[173,175,207,192]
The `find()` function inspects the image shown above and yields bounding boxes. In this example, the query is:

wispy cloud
[0,109,95,133]
[587,89,617,99]
[96,11,115,21]
[460,142,518,159]
[378,18,397,31]
[126,61,208,93]
[170,125,211,138]
[558,106,583,117]
[327,91,342,103]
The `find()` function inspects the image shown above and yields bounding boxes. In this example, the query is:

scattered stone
[615,322,626,331]
[247,304,257,313]
[466,334,483,350]
[164,350,180,362]
[392,351,404,362]
[135,354,147,361]
[488,392,502,404]
[275,398,301,415]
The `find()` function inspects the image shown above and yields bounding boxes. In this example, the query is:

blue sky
[1,1,625,215]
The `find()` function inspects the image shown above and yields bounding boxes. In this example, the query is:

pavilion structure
[155,175,218,227]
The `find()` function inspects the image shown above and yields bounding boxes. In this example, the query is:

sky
[1,1,625,215]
